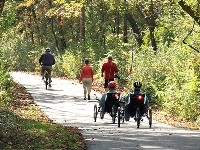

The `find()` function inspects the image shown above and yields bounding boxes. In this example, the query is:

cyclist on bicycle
[124,81,149,121]
[39,47,55,87]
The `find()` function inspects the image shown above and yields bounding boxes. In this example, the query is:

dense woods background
[0,0,199,126]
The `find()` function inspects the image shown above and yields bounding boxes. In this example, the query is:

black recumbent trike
[93,93,125,127]
[126,93,152,128]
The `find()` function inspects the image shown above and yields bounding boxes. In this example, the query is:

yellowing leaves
[46,1,82,19]
[17,0,35,8]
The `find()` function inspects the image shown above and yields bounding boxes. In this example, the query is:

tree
[136,0,158,52]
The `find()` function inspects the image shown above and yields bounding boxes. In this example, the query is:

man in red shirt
[79,59,94,100]
[101,56,119,92]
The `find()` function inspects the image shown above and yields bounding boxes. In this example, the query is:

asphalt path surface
[11,72,200,150]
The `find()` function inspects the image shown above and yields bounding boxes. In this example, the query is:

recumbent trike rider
[94,81,125,127]
[124,81,152,128]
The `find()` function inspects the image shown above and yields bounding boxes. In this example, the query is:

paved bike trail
[10,72,200,150]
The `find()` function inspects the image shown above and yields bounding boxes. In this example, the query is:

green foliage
[62,51,82,78]
[0,1,17,37]
[125,44,200,123]
[0,51,13,108]
[12,42,38,71]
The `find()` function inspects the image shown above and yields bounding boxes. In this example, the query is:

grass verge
[0,82,87,150]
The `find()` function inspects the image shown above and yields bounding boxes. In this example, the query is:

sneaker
[88,94,90,100]
[84,97,86,100]
[42,77,44,80]
[49,84,52,87]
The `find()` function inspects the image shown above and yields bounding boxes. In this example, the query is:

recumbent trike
[126,93,152,128]
[93,93,125,127]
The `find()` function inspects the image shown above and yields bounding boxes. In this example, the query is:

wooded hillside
[0,0,199,126]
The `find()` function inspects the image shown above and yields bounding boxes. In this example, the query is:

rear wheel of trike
[148,108,152,128]
[121,109,125,123]
[94,104,98,122]
[117,108,121,127]
[111,105,117,124]
[100,106,105,119]
[136,107,141,128]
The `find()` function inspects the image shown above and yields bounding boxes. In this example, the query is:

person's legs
[104,79,109,92]
[42,66,52,87]
[84,89,87,99]
[104,79,114,92]
[86,78,92,100]
[46,66,52,83]
[41,66,45,79]
[82,78,87,100]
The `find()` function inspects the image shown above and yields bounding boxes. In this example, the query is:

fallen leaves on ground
[153,109,200,130]
[8,82,87,150]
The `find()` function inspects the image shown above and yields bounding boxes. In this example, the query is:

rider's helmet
[108,81,117,89]
[134,81,142,88]
[46,47,51,52]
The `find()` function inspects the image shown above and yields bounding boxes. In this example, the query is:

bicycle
[44,69,51,90]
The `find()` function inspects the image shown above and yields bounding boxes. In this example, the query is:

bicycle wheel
[45,77,48,90]
[117,107,121,127]
[100,106,105,119]
[136,107,141,128]
[44,72,49,90]
[111,105,116,124]
[94,104,98,122]
[148,108,152,128]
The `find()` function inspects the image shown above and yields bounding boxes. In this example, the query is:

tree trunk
[178,0,200,26]
[149,28,157,52]
[123,13,128,43]
[136,2,157,52]
[50,18,59,50]
[28,10,34,44]
[30,6,43,46]
[116,11,120,35]
[80,6,85,40]
[99,1,106,49]
[126,13,143,46]
[48,0,59,51]
[0,0,5,14]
